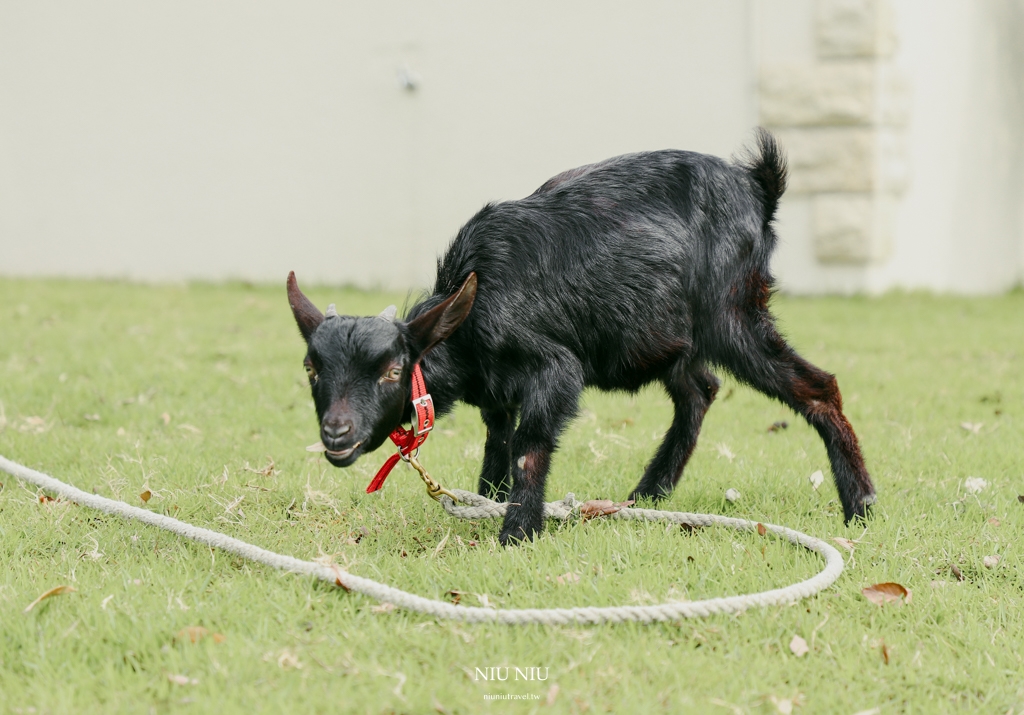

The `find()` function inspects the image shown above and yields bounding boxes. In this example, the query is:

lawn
[1,278,1022,714]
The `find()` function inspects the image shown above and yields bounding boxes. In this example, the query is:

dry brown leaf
[950,563,965,581]
[832,537,857,554]
[161,412,171,426]
[579,499,634,519]
[789,634,809,657]
[328,563,351,592]
[167,673,198,686]
[176,626,209,643]
[38,494,55,503]
[757,523,767,537]
[880,641,890,665]
[23,585,76,613]
[140,489,152,503]
[862,582,912,606]
[555,572,580,586]
[546,684,560,706]
[447,590,464,605]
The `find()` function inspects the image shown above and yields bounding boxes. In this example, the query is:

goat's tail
[740,128,788,230]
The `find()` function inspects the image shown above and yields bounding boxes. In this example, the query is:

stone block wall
[760,0,910,264]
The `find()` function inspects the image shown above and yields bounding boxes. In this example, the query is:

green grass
[1,278,1022,714]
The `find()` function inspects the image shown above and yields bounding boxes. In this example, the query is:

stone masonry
[760,0,910,264]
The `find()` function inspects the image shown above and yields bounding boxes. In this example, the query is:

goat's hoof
[843,493,876,525]
[498,524,538,546]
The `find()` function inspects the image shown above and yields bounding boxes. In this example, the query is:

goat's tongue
[306,441,326,453]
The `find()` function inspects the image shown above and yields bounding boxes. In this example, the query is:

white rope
[0,454,844,624]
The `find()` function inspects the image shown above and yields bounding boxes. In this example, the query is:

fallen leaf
[757,522,767,537]
[328,563,351,592]
[964,476,987,494]
[808,470,825,490]
[833,537,857,554]
[161,412,171,425]
[950,563,965,581]
[987,517,1000,526]
[167,673,199,686]
[447,590,464,605]
[580,499,634,519]
[23,585,76,613]
[725,488,741,503]
[767,420,788,433]
[175,626,224,644]
[19,416,49,434]
[983,554,1001,569]
[371,602,396,614]
[880,641,890,665]
[862,582,911,606]
[39,494,55,503]
[555,572,580,586]
[546,684,560,706]
[140,489,152,503]
[277,650,302,669]
[789,634,809,657]
[960,422,983,434]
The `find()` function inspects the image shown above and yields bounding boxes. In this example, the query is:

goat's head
[286,271,477,468]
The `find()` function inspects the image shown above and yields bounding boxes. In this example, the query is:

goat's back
[422,143,783,393]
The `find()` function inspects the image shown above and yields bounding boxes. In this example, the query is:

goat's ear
[287,271,324,343]
[406,272,477,359]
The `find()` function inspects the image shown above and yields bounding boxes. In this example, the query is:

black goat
[287,130,875,544]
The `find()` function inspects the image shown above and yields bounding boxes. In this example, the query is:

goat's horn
[325,303,338,318]
[377,305,397,322]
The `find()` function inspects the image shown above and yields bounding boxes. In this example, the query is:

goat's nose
[322,420,352,440]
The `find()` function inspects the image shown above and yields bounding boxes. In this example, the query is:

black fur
[288,129,876,545]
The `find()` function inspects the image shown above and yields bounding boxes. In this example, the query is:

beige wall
[763,0,1024,293]
[2,1,1022,293]
[0,1,756,290]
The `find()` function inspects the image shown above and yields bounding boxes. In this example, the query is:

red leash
[366,364,435,493]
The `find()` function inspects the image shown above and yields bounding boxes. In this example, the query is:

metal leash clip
[407,453,459,503]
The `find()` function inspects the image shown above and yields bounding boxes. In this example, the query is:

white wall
[3,1,1022,293]
[0,1,756,290]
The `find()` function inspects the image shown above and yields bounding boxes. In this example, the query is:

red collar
[365,364,435,493]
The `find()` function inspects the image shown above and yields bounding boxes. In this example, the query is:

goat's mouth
[324,442,362,467]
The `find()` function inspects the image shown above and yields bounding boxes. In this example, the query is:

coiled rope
[0,454,844,624]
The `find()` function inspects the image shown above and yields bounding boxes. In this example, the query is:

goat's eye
[379,367,402,384]
[305,364,318,383]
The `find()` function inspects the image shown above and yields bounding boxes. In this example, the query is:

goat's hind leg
[629,362,719,503]
[722,318,875,523]
[478,407,516,500]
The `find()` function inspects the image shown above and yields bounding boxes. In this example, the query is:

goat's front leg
[499,364,582,545]
[478,407,517,500]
